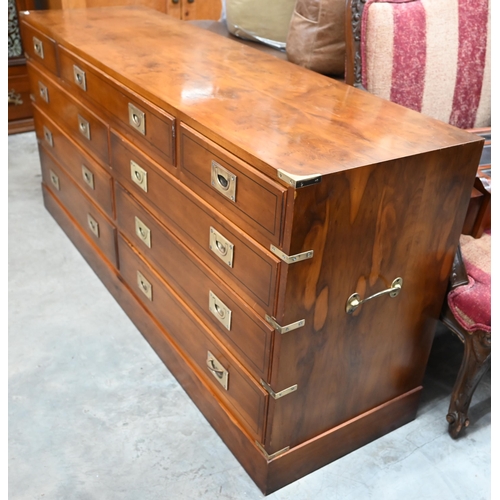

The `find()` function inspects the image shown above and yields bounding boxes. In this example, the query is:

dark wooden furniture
[45,0,222,20]
[441,234,491,438]
[462,128,491,239]
[8,0,42,134]
[20,6,483,494]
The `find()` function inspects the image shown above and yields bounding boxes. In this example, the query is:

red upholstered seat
[448,232,491,333]
[441,231,491,437]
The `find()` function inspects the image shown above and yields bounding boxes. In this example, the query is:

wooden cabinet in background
[45,0,222,20]
[166,0,221,20]
[8,0,44,134]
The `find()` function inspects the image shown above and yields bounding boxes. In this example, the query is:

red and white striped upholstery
[361,0,490,129]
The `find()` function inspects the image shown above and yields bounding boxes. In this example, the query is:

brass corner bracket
[255,441,290,461]
[270,245,313,264]
[277,169,322,188]
[265,315,305,335]
[260,379,298,399]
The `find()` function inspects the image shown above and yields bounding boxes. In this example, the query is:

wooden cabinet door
[166,0,222,20]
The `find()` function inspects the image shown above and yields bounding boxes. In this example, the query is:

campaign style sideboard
[20,6,483,494]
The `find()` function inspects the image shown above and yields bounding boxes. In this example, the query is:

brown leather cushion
[286,0,346,76]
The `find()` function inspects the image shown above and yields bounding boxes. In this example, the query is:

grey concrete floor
[9,131,491,499]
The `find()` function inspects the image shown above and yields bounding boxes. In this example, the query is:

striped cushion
[361,0,491,129]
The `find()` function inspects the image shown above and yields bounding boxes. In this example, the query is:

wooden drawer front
[115,184,273,380]
[33,106,114,219]
[111,131,280,314]
[28,62,109,165]
[58,46,175,169]
[20,22,58,76]
[179,124,287,247]
[8,67,34,122]
[39,148,117,268]
[118,234,268,441]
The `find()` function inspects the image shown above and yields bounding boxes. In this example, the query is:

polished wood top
[21,6,481,178]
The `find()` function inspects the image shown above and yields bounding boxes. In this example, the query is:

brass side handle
[346,277,403,314]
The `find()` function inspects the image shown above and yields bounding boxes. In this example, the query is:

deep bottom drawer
[39,147,118,268]
[117,234,269,442]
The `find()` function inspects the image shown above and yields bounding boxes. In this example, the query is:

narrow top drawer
[58,46,175,169]
[20,22,58,76]
[179,124,287,248]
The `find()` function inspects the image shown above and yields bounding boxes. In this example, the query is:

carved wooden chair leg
[446,329,491,438]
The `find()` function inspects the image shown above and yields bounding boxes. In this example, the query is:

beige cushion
[286,0,346,76]
[225,0,296,48]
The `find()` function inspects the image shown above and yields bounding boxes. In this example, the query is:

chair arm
[449,244,469,290]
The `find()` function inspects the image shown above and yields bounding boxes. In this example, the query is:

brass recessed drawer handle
[209,291,232,330]
[87,214,100,237]
[73,65,87,91]
[209,227,234,267]
[135,216,151,248]
[211,161,237,201]
[81,165,95,190]
[43,126,53,147]
[137,271,152,301]
[33,36,44,58]
[206,351,228,390]
[128,103,146,135]
[38,81,49,102]
[130,160,148,192]
[78,115,90,140]
[49,170,60,191]
[346,277,403,314]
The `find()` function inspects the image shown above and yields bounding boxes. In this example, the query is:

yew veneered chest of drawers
[20,6,483,494]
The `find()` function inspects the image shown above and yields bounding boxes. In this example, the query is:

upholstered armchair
[345,0,491,130]
[440,232,491,437]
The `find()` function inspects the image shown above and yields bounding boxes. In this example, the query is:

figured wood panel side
[264,142,482,453]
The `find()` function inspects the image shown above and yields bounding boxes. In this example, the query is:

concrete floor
[9,131,491,499]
